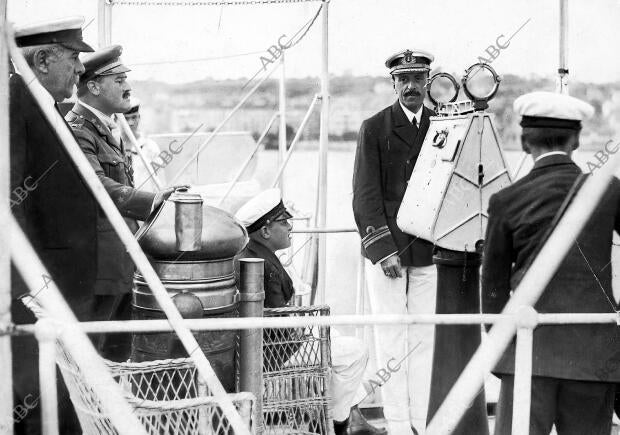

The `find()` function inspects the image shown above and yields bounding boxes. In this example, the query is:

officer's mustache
[122,91,131,99]
[404,90,420,97]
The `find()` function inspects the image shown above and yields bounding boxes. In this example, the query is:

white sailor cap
[14,16,94,52]
[514,91,594,131]
[235,188,292,233]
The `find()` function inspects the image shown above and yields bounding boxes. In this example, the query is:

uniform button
[406,160,410,165]
[112,160,117,164]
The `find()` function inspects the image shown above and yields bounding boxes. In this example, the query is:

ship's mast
[98,0,113,48]
[557,0,569,94]
[315,0,329,303]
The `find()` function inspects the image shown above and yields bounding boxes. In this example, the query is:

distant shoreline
[271,139,610,152]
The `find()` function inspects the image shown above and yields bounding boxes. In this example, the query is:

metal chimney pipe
[237,258,264,434]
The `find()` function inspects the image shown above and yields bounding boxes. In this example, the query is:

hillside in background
[132,74,620,151]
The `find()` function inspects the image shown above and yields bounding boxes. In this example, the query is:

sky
[7,0,620,84]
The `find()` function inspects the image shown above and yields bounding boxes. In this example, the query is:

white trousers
[365,260,437,435]
[330,331,369,422]
[286,329,369,422]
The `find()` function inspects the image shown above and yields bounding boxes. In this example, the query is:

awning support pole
[315,0,330,304]
[0,9,14,435]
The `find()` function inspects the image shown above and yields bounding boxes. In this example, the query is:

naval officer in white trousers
[352,49,438,435]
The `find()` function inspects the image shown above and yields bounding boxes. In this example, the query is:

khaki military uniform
[67,102,155,360]
[67,102,155,294]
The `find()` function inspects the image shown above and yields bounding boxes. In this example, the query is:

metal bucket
[131,259,239,392]
[132,192,248,393]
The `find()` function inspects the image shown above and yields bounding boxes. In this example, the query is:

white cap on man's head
[514,91,594,130]
[14,16,94,52]
[235,188,292,233]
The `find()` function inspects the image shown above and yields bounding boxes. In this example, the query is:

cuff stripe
[361,225,391,248]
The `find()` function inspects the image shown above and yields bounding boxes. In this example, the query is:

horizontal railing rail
[8,311,618,335]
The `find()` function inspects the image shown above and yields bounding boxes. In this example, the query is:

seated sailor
[235,188,387,435]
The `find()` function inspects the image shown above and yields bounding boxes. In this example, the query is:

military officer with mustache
[352,49,437,435]
[66,45,176,361]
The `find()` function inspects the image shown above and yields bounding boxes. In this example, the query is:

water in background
[252,147,618,319]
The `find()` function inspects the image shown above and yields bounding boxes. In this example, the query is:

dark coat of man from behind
[352,100,435,266]
[482,153,620,382]
[10,74,98,321]
[9,73,98,435]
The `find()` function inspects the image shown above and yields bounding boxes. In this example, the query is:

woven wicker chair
[262,305,332,435]
[22,296,256,435]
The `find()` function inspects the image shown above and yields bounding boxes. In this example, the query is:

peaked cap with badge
[80,44,131,83]
[385,49,434,75]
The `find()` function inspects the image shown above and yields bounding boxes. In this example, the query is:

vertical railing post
[0,10,15,435]
[35,319,59,435]
[315,0,330,304]
[238,259,265,434]
[98,0,113,48]
[278,53,287,195]
[512,306,537,435]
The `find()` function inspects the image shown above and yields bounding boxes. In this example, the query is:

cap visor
[99,64,132,75]
[61,40,94,53]
[391,67,430,75]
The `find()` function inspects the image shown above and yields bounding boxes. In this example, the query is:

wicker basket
[23,295,255,434]
[262,305,332,435]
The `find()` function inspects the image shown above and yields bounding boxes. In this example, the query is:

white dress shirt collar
[399,101,423,125]
[535,151,568,162]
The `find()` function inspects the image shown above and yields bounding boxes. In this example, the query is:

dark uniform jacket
[352,100,435,266]
[10,74,97,321]
[482,154,620,382]
[66,102,155,296]
[10,74,98,435]
[236,238,297,371]
[237,238,294,308]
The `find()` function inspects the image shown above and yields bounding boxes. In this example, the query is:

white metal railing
[12,312,619,334]
[9,309,619,435]
[6,25,250,435]
[11,217,148,435]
